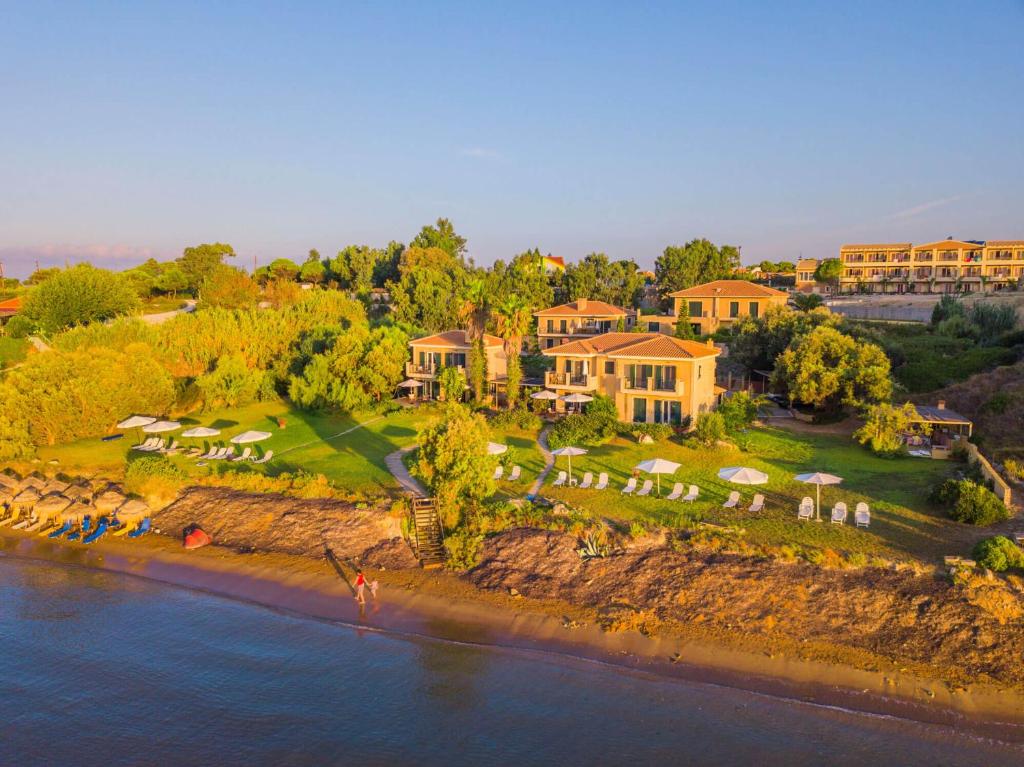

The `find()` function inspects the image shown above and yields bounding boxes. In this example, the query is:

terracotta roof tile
[409,330,503,348]
[543,332,718,360]
[986,240,1024,248]
[534,299,628,317]
[667,280,788,299]
[840,243,912,250]
[912,240,982,251]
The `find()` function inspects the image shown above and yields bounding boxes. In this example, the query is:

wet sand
[3,527,1024,741]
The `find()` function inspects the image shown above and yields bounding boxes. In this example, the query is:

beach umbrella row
[116,417,272,447]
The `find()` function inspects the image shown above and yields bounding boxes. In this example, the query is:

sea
[1,554,1021,767]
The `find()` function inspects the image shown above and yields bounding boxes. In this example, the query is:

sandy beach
[3,526,1024,742]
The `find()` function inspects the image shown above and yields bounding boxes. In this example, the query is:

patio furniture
[749,494,765,513]
[797,497,814,521]
[579,472,593,489]
[232,447,253,462]
[636,479,654,497]
[682,485,698,502]
[508,465,521,481]
[723,491,740,508]
[665,482,684,501]
[251,450,274,464]
[621,477,637,495]
[595,472,609,490]
[493,465,504,480]
[831,502,848,525]
[854,502,870,528]
[552,471,567,487]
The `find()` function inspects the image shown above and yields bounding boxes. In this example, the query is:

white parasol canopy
[142,420,181,434]
[561,393,593,404]
[794,472,843,521]
[181,426,221,438]
[530,390,559,400]
[551,445,587,482]
[230,430,273,445]
[117,415,157,429]
[486,442,508,456]
[398,379,423,388]
[635,458,681,496]
[718,466,769,485]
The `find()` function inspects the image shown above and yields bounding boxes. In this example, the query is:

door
[633,398,647,423]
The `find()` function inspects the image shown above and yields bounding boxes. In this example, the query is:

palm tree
[459,277,490,341]
[493,295,533,408]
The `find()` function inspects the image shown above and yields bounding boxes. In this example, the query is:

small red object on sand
[184,527,212,550]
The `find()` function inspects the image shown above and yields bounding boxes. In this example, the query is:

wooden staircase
[411,497,445,569]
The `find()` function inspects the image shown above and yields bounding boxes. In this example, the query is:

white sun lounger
[666,482,684,501]
[636,479,654,497]
[508,465,521,481]
[232,447,252,462]
[140,438,165,452]
[579,472,593,489]
[831,502,848,525]
[621,477,637,495]
[854,502,870,528]
[552,470,567,487]
[251,450,273,464]
[723,491,740,508]
[798,497,814,520]
[493,465,504,480]
[132,437,158,451]
[209,447,229,460]
[748,493,765,513]
[682,485,698,502]
[595,472,609,490]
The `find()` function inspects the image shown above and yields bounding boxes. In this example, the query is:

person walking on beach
[354,570,367,604]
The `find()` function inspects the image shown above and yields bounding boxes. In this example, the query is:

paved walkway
[27,336,50,352]
[385,445,426,496]
[526,426,555,499]
[140,299,197,325]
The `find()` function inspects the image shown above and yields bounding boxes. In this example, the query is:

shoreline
[3,528,1024,742]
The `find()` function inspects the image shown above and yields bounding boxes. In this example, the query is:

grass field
[539,426,961,561]
[0,337,29,368]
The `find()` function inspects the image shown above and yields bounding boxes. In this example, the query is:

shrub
[693,411,725,446]
[443,529,484,571]
[972,536,1024,573]
[853,402,917,456]
[124,454,187,503]
[628,422,673,442]
[1004,459,1024,482]
[717,391,761,432]
[547,394,619,448]
[932,478,1009,525]
[968,302,1018,343]
[931,295,964,326]
[488,406,542,431]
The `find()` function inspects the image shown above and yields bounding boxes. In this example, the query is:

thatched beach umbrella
[18,476,46,491]
[116,499,150,522]
[94,488,128,515]
[63,484,93,503]
[0,472,21,491]
[11,487,41,514]
[59,501,92,524]
[41,479,70,496]
[33,494,73,525]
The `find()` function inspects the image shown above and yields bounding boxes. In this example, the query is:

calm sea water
[1,556,1021,767]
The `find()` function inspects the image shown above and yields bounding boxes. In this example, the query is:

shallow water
[1,555,1021,767]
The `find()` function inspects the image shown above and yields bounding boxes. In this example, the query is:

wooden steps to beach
[411,497,445,569]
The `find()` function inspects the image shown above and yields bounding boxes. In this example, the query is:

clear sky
[1,0,1022,278]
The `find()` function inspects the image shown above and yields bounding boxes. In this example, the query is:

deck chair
[682,485,699,502]
[854,502,870,528]
[748,494,765,513]
[132,437,157,451]
[223,447,236,460]
[493,465,504,480]
[251,450,274,464]
[722,491,740,508]
[666,482,684,501]
[127,517,152,538]
[232,447,252,462]
[579,472,593,489]
[552,471,567,487]
[595,472,609,490]
[144,438,166,452]
[196,446,217,459]
[831,502,848,525]
[508,465,521,481]
[160,440,180,454]
[636,479,654,497]
[621,477,637,495]
[798,498,814,521]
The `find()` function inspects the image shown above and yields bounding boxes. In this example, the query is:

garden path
[526,426,554,499]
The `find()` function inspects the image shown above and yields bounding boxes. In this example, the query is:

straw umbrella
[116,499,150,525]
[94,488,128,516]
[635,458,681,497]
[0,472,20,491]
[794,472,843,522]
[551,446,587,483]
[33,494,73,527]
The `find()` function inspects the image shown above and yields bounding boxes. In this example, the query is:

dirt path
[385,446,425,496]
[527,426,555,499]
[139,299,196,325]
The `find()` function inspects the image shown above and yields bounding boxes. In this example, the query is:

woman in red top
[354,570,367,604]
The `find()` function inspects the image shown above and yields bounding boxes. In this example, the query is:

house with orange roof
[795,259,824,293]
[0,296,22,322]
[406,331,507,401]
[541,255,566,275]
[533,298,635,350]
[667,280,789,335]
[541,332,721,424]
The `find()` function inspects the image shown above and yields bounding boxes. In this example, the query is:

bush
[443,528,484,571]
[693,411,725,446]
[124,454,187,503]
[717,391,761,432]
[931,478,1009,525]
[627,422,673,442]
[931,295,964,326]
[1004,459,1024,482]
[972,536,1024,572]
[4,314,34,338]
[488,406,542,431]
[547,394,619,449]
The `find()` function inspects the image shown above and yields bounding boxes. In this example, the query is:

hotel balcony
[539,323,612,337]
[406,362,465,379]
[621,378,685,396]
[545,371,597,390]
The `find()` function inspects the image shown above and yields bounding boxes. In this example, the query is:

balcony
[406,362,465,378]
[622,378,684,395]
[938,254,959,262]
[914,254,934,262]
[545,371,596,390]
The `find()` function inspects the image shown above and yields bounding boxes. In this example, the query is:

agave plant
[576,533,607,560]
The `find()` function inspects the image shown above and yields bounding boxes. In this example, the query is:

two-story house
[406,331,507,400]
[534,299,635,349]
[541,332,721,424]
[667,280,789,335]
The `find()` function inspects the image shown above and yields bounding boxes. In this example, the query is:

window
[653,400,682,425]
[749,301,759,318]
[729,301,740,318]
[698,364,702,379]
[633,398,647,423]
[546,320,554,332]
[564,360,572,373]
[648,322,660,333]
[688,301,702,318]
[604,361,615,375]
[559,319,567,333]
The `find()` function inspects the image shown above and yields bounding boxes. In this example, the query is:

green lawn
[0,337,29,368]
[539,426,960,561]
[38,399,427,496]
[139,296,188,314]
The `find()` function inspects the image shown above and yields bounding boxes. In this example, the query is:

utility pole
[0,261,5,280]
[253,253,257,274]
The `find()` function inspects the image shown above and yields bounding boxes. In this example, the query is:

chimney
[578,298,588,310]
[937,400,946,410]
[706,338,714,348]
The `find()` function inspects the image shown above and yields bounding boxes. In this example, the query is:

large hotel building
[839,239,1024,294]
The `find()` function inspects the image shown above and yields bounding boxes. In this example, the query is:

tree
[196,353,270,409]
[693,411,726,446]
[359,324,409,400]
[178,242,235,292]
[459,276,490,340]
[468,338,487,402]
[155,266,189,298]
[655,239,740,299]
[772,326,892,413]
[416,404,496,526]
[716,391,761,432]
[288,324,372,412]
[792,293,824,311]
[437,365,467,402]
[674,317,695,340]
[854,402,918,456]
[299,250,326,284]
[388,246,467,332]
[267,258,300,282]
[493,295,532,408]
[199,265,260,309]
[410,217,467,259]
[20,264,140,334]
[487,249,555,316]
[729,306,840,372]
[330,245,381,291]
[562,253,644,308]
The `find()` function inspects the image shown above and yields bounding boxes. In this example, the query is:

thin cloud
[459,147,502,160]
[887,195,966,221]
[0,243,162,277]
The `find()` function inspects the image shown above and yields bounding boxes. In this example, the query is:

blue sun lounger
[127,517,151,539]
[67,515,92,542]
[83,518,109,544]
[47,521,73,539]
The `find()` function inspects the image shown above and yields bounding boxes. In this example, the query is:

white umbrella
[530,390,559,400]
[398,379,423,388]
[181,426,221,438]
[230,430,273,445]
[718,466,769,485]
[635,458,681,497]
[117,415,157,429]
[486,442,508,456]
[561,393,593,403]
[551,446,587,482]
[142,420,181,434]
[794,472,843,521]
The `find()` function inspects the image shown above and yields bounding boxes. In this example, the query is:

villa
[795,258,828,294]
[541,332,721,424]
[839,239,1024,294]
[534,298,635,349]
[406,331,508,401]
[0,297,21,324]
[667,280,789,336]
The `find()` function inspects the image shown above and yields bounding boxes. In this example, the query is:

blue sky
[1,1,1022,277]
